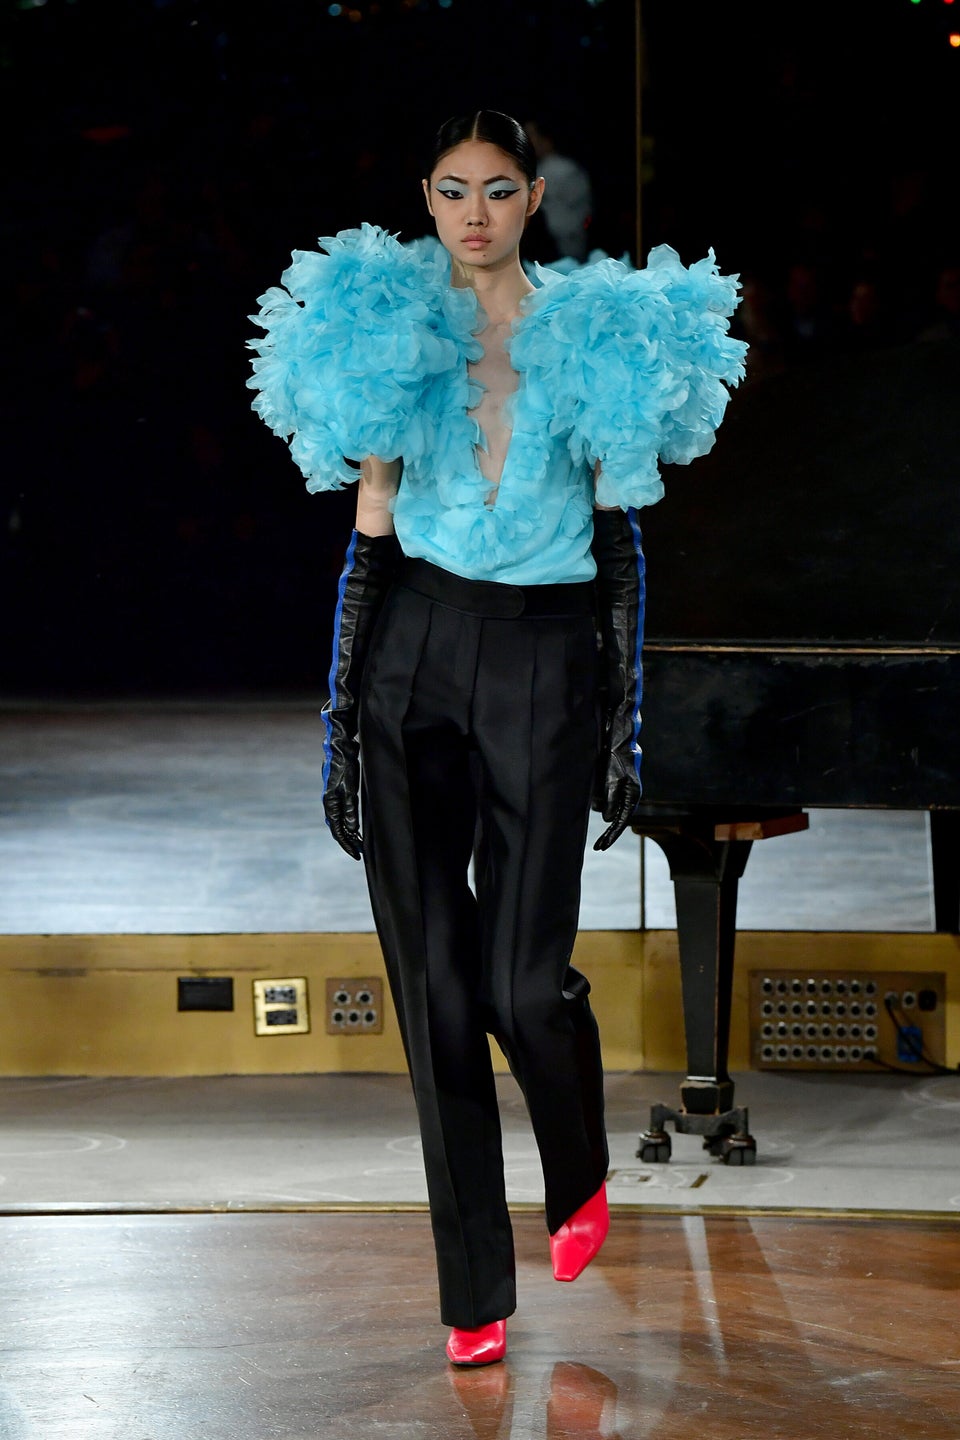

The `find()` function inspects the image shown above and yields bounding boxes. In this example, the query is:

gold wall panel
[0,930,956,1078]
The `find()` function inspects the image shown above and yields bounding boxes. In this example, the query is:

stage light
[950,29,960,41]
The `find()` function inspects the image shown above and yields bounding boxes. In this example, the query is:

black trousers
[358,560,609,1328]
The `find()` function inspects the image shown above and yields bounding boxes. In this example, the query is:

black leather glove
[322,530,401,859]
[591,507,646,853]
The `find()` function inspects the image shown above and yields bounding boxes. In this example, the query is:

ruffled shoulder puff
[510,245,749,511]
[247,224,481,492]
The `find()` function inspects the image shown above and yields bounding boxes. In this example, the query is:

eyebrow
[436,174,520,185]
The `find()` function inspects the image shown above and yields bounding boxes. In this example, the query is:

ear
[422,178,434,218]
[526,176,545,219]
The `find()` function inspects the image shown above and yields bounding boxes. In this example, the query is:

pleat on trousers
[358,572,609,1329]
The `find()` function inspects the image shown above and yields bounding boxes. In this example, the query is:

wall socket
[252,977,310,1036]
[749,969,946,1071]
[326,977,384,1035]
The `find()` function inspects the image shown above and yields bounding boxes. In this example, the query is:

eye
[488,188,520,201]
[437,187,464,200]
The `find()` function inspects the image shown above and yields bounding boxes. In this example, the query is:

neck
[451,250,535,325]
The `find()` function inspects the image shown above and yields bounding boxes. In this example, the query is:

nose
[466,197,489,227]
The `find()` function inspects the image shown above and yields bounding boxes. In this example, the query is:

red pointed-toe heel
[445,1319,507,1366]
[549,1181,609,1282]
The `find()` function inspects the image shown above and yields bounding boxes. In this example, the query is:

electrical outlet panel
[748,969,946,1071]
[325,977,384,1035]
[252,977,310,1036]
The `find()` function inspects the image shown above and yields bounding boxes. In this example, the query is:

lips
[463,236,490,247]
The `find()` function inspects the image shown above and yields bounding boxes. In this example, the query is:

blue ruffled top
[247,224,748,584]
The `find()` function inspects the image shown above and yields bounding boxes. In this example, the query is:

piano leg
[635,819,758,1165]
[929,810,960,934]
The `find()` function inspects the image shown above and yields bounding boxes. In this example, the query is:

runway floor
[1,1210,957,1440]
[0,702,937,934]
[3,1069,960,1215]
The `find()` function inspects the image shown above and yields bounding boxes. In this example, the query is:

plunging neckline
[464,291,539,511]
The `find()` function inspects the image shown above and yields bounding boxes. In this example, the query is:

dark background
[2,0,957,696]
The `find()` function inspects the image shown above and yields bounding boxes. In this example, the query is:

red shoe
[445,1319,507,1366]
[549,1182,609,1281]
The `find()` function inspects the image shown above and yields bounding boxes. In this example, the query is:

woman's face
[423,140,543,273]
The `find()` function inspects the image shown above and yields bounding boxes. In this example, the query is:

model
[248,109,747,1367]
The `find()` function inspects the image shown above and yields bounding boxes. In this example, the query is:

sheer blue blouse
[247,225,748,585]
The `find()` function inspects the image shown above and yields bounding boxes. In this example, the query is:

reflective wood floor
[1,1211,957,1439]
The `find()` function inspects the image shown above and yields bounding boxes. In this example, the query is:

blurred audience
[918,264,960,343]
[524,116,594,263]
[3,11,955,693]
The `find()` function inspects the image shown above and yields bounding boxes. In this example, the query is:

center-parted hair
[425,111,538,186]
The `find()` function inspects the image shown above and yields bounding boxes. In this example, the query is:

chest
[466,320,520,493]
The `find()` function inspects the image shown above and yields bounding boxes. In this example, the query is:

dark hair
[425,110,537,186]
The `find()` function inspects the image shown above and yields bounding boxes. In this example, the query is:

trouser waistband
[397,557,595,619]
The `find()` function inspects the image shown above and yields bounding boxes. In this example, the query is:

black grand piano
[629,335,960,1162]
